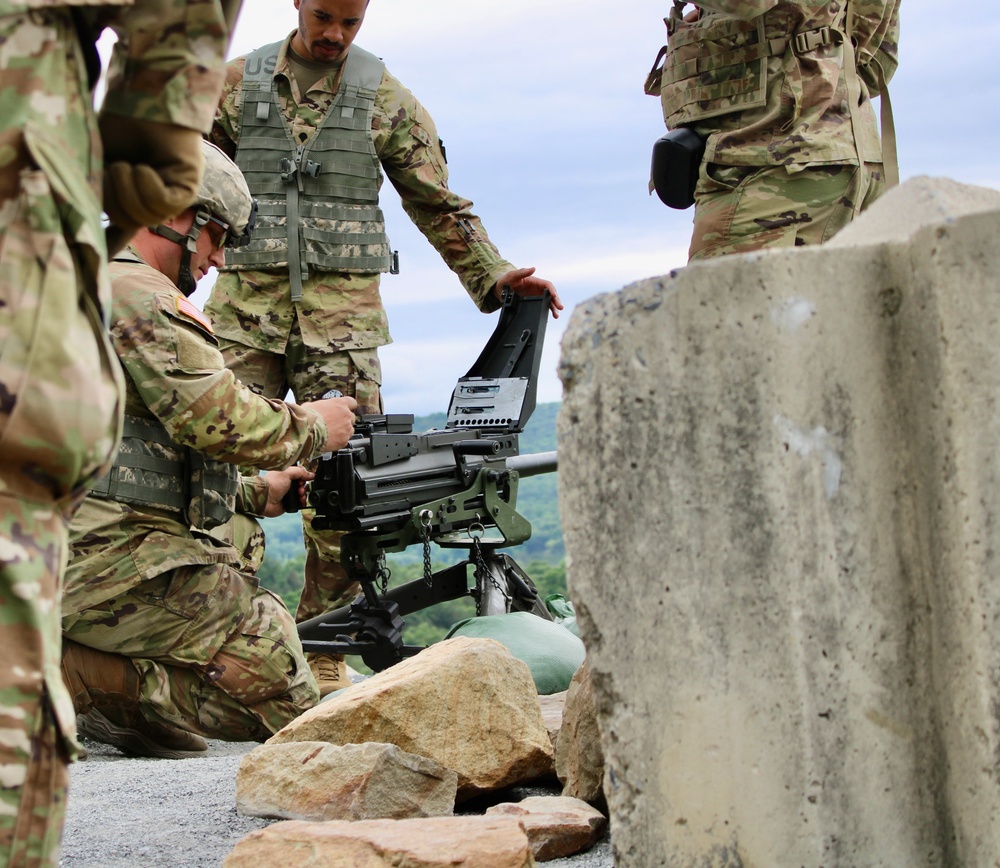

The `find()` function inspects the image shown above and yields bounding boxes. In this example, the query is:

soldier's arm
[209,58,249,160]
[110,280,330,470]
[237,466,313,517]
[101,0,230,133]
[374,69,516,314]
[858,0,901,92]
[237,473,270,516]
[99,1,237,249]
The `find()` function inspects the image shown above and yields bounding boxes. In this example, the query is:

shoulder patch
[175,297,214,334]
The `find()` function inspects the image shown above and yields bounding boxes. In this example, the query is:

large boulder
[486,795,607,862]
[235,741,457,821]
[268,636,554,799]
[223,816,534,868]
[554,660,605,809]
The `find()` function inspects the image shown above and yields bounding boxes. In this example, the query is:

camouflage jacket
[0,0,233,504]
[1,0,229,134]
[653,0,901,167]
[206,34,514,353]
[64,251,329,613]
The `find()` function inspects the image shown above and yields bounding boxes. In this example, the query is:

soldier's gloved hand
[99,116,204,251]
[304,395,358,452]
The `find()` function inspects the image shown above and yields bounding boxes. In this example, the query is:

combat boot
[76,708,207,760]
[61,639,208,759]
[306,651,351,696]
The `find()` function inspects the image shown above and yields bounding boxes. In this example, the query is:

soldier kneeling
[61,141,358,757]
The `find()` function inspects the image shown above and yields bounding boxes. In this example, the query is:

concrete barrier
[557,177,1000,866]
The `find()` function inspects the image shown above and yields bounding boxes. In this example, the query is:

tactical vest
[89,414,239,531]
[224,41,392,301]
[651,2,820,128]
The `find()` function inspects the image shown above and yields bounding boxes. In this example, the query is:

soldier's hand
[305,396,359,452]
[263,465,315,517]
[99,116,204,243]
[493,267,564,318]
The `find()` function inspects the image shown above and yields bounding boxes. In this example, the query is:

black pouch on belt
[650,127,706,210]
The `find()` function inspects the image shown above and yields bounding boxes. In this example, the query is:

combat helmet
[152,140,258,295]
[194,140,257,249]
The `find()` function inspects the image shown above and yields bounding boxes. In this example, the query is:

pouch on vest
[650,127,705,210]
[657,11,769,129]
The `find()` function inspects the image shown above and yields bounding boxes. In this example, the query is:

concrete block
[557,177,1000,865]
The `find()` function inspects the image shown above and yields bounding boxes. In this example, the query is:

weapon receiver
[297,289,558,671]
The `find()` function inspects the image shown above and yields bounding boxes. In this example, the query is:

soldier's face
[190,217,228,284]
[291,0,369,63]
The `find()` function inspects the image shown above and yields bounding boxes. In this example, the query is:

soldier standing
[60,141,358,759]
[0,1,240,863]
[648,0,901,260]
[206,0,563,695]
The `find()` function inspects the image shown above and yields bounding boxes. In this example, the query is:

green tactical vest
[89,414,239,532]
[223,41,392,301]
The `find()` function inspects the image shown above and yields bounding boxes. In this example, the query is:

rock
[538,690,566,751]
[555,661,605,808]
[235,741,457,821]
[486,795,607,861]
[268,637,554,799]
[222,815,535,867]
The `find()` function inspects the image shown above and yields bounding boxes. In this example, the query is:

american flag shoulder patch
[175,296,214,334]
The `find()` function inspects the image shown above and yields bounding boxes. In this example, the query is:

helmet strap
[150,209,211,296]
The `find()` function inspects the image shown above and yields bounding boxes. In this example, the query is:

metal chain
[374,551,390,596]
[472,534,486,617]
[470,521,508,616]
[419,510,434,588]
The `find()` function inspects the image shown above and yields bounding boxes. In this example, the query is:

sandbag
[445,611,586,695]
[545,593,580,637]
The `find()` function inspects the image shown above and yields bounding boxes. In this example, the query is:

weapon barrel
[507,450,558,477]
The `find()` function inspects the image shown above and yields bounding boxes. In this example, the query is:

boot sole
[77,710,208,760]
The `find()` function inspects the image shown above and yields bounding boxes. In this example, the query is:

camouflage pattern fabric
[63,542,317,741]
[1,0,234,861]
[0,496,72,867]
[658,0,901,167]
[651,1,900,261]
[207,34,525,622]
[99,251,329,473]
[688,161,886,260]
[206,33,517,356]
[217,334,383,619]
[62,253,328,745]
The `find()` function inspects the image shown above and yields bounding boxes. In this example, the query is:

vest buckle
[794,26,833,54]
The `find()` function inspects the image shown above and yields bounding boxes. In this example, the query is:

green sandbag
[544,593,580,637]
[445,611,585,695]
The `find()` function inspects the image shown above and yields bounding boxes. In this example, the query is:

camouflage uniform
[62,248,329,743]
[207,34,516,620]
[650,0,901,260]
[0,1,231,863]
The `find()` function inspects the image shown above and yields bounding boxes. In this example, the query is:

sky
[184,0,1000,416]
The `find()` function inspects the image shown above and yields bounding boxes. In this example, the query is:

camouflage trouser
[218,326,383,622]
[688,162,886,261]
[0,495,75,868]
[61,563,318,740]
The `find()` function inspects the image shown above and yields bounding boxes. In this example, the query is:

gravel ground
[61,736,614,867]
